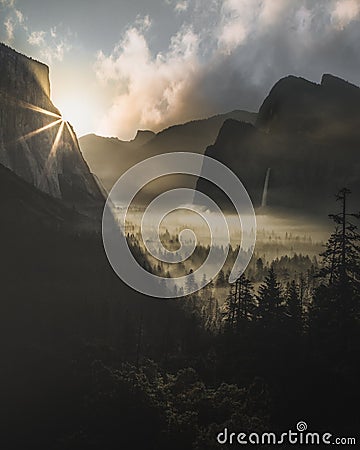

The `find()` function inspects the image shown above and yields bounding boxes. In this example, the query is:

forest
[1,188,359,449]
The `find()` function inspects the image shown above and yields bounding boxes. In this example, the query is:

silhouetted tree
[311,188,360,355]
[257,266,283,323]
[320,189,360,298]
[285,280,302,334]
[224,275,255,331]
[216,269,226,287]
[185,269,198,294]
[255,257,265,281]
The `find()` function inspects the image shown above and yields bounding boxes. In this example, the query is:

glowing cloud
[95,24,200,139]
[331,0,360,29]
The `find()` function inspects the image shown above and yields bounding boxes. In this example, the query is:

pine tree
[257,266,283,323]
[185,269,198,294]
[311,188,360,355]
[285,280,302,333]
[216,269,226,288]
[256,258,264,281]
[223,274,254,331]
[299,273,306,305]
[318,188,360,319]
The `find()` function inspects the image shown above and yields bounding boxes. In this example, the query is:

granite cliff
[0,43,103,213]
[196,74,360,216]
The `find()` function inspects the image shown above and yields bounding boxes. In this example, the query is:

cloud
[40,39,72,63]
[1,0,24,44]
[165,0,189,13]
[27,27,71,63]
[14,8,23,23]
[28,30,46,46]
[95,0,360,140]
[134,14,152,31]
[4,17,14,41]
[259,0,289,25]
[175,1,189,13]
[95,22,200,139]
[216,0,310,53]
[331,0,360,29]
[1,0,71,63]
[217,0,264,53]
[0,0,15,7]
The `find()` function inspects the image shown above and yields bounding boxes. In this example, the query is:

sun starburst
[16,118,62,143]
[39,121,65,189]
[65,121,78,146]
[19,100,62,119]
[2,92,80,194]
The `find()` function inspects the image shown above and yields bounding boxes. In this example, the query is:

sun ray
[16,118,62,143]
[20,101,62,119]
[45,121,65,166]
[65,121,78,146]
[0,89,62,119]
[39,121,65,191]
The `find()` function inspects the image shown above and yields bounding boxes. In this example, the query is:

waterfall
[261,168,271,208]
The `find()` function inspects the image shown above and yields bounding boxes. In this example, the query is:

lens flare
[40,121,65,189]
[65,121,78,145]
[19,100,61,119]
[16,118,62,143]
[0,90,62,119]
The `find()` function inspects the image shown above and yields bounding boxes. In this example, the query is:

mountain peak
[321,73,359,91]
[257,73,360,133]
[0,42,51,98]
[132,129,156,146]
[270,75,317,92]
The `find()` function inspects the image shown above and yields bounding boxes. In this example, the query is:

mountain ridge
[256,73,360,133]
[80,109,256,193]
[197,73,360,215]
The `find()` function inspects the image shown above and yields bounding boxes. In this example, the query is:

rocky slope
[0,43,104,213]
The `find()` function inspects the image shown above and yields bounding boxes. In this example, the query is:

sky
[1,0,360,139]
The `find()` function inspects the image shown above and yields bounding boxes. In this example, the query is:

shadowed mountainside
[80,110,256,193]
[0,162,100,233]
[196,74,360,216]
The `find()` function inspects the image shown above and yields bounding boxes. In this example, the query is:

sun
[54,95,95,137]
[61,113,70,123]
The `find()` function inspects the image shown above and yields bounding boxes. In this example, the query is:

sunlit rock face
[0,43,103,208]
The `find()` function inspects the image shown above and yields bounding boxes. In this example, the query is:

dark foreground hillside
[1,164,360,448]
